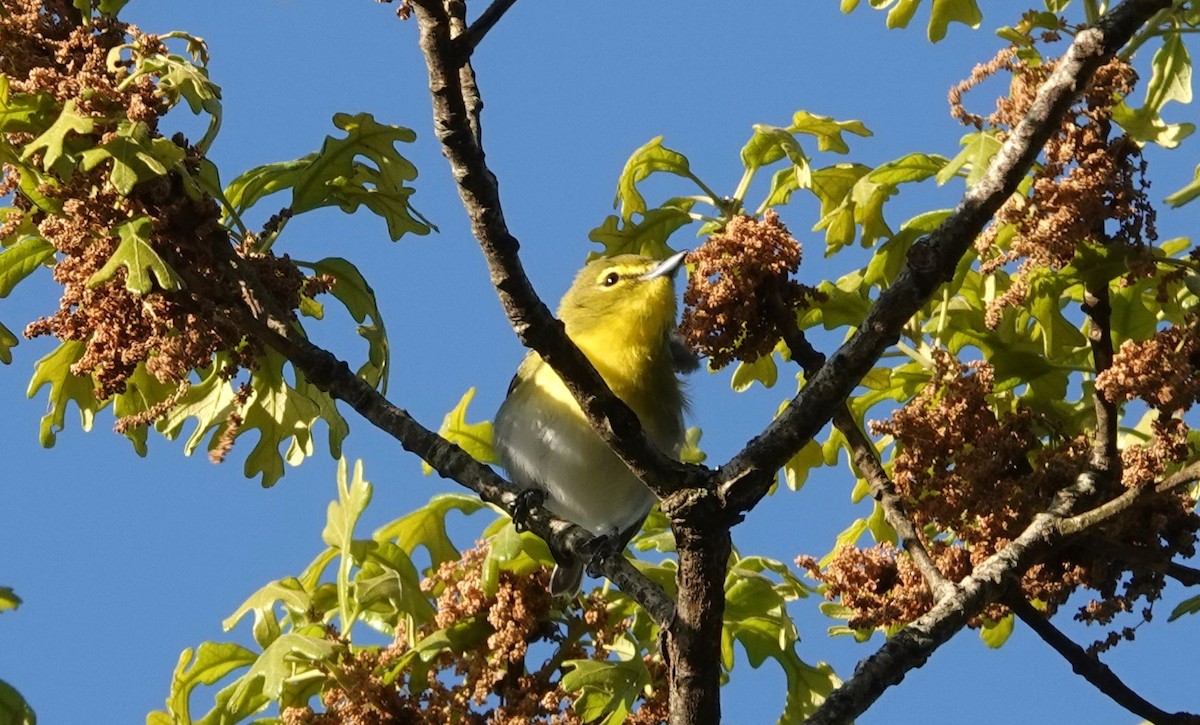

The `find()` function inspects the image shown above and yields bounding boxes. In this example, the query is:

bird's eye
[602,272,620,287]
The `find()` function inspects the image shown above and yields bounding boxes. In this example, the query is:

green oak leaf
[1169,593,1200,621]
[295,256,391,390]
[224,113,433,241]
[741,124,809,171]
[0,75,58,134]
[980,613,1014,648]
[79,120,186,194]
[615,136,695,222]
[156,642,259,725]
[26,340,102,446]
[937,131,1002,186]
[789,111,871,154]
[561,658,649,725]
[1165,164,1200,207]
[0,320,16,364]
[588,202,694,260]
[0,234,54,297]
[20,98,94,176]
[929,0,982,42]
[111,363,180,455]
[422,387,496,475]
[87,216,182,294]
[373,493,490,572]
[0,679,36,725]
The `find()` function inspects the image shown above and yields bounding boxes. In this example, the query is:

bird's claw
[512,488,545,533]
[583,534,618,578]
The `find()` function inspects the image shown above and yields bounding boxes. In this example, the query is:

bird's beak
[641,250,689,281]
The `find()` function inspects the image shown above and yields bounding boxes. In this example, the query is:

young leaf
[20,98,94,176]
[615,136,695,221]
[373,493,490,572]
[26,340,102,447]
[422,387,497,475]
[87,216,183,294]
[789,111,871,154]
[0,235,54,297]
[588,203,694,260]
[79,120,186,194]
[0,679,35,725]
[928,0,983,42]
[741,124,809,171]
[224,113,433,241]
[0,76,58,134]
[1165,164,1200,207]
[295,256,391,390]
[561,658,650,725]
[937,131,1001,186]
[979,613,1014,648]
[0,321,15,365]
[158,642,259,725]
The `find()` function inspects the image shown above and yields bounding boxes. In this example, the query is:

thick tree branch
[408,0,703,498]
[807,472,1101,725]
[1008,596,1200,725]
[662,489,731,725]
[716,0,1171,517]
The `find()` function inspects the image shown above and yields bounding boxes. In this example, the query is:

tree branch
[715,0,1171,517]
[193,224,683,627]
[407,0,703,498]
[464,0,517,50]
[1083,284,1119,481]
[778,311,953,600]
[1008,596,1200,725]
[807,472,1101,725]
[1059,459,1200,536]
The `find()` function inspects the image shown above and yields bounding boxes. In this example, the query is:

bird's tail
[550,559,584,597]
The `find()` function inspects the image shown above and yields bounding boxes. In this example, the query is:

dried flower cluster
[284,541,667,724]
[678,210,822,370]
[1,1,323,421]
[802,351,1198,639]
[953,50,1156,327]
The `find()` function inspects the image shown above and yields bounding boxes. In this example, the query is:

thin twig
[1008,596,1200,725]
[1166,562,1200,587]
[1083,284,1119,483]
[465,0,518,50]
[1060,460,1200,535]
[775,302,954,600]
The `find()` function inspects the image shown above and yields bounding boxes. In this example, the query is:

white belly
[494,390,665,537]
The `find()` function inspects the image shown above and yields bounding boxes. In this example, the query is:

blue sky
[1,1,1197,723]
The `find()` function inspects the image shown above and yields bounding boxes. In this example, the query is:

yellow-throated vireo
[494,251,692,596]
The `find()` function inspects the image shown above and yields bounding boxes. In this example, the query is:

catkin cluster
[1,0,327,433]
[283,541,668,724]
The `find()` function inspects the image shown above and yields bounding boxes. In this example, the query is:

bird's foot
[583,534,620,578]
[512,488,545,533]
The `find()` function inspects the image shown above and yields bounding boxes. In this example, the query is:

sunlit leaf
[422,387,496,475]
[87,216,182,294]
[615,136,695,221]
[26,340,102,446]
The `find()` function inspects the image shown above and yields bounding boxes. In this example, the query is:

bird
[493,250,691,596]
